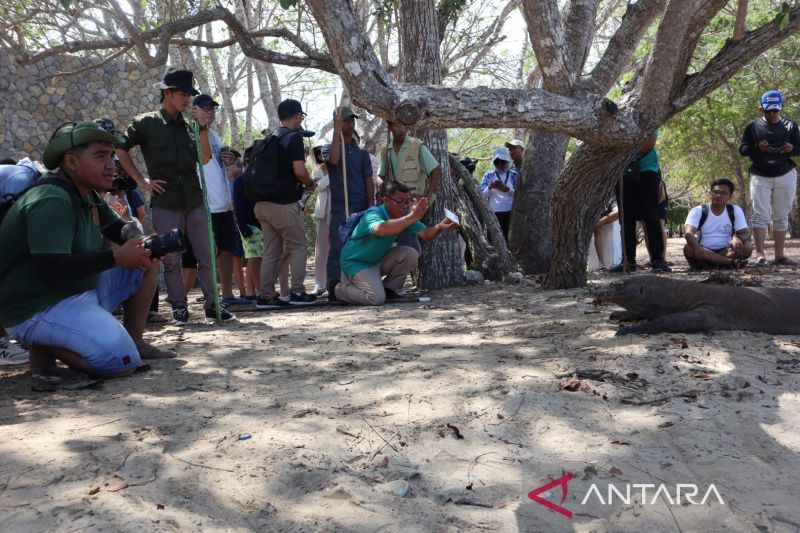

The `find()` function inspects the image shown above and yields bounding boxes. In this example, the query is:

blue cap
[761,90,783,111]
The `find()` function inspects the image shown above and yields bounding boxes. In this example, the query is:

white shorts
[749,169,797,231]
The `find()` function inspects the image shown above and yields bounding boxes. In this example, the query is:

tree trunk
[397,0,462,290]
[450,156,517,279]
[508,132,569,273]
[545,144,633,289]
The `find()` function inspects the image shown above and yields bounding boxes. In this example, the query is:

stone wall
[0,53,163,164]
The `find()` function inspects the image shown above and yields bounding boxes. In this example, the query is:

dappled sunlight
[760,392,800,454]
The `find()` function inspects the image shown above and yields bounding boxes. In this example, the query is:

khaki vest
[382,137,434,202]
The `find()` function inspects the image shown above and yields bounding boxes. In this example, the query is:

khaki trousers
[336,246,418,306]
[254,201,308,298]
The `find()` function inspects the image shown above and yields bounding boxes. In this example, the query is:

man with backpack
[683,179,752,270]
[245,98,317,309]
[328,182,458,306]
[0,121,174,384]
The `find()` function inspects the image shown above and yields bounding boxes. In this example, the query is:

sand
[1,238,799,532]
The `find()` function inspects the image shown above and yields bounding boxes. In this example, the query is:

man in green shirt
[115,67,233,324]
[330,182,458,305]
[0,121,174,382]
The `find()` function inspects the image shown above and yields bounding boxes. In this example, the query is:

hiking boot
[609,263,637,273]
[289,291,317,306]
[204,308,236,322]
[0,337,28,367]
[651,260,672,273]
[172,305,189,326]
[255,295,290,309]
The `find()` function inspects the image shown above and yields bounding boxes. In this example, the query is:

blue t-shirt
[340,204,425,278]
[323,140,373,214]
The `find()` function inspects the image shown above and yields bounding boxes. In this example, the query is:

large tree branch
[638,0,695,114]
[521,0,576,91]
[561,0,600,74]
[672,8,800,114]
[584,0,667,93]
[10,6,336,73]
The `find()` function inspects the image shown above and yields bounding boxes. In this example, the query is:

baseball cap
[193,94,220,108]
[761,90,783,111]
[278,99,307,120]
[334,106,359,120]
[505,139,524,149]
[492,147,512,163]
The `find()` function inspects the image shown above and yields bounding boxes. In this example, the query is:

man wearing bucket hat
[504,139,524,173]
[739,90,800,266]
[479,146,518,241]
[115,67,234,324]
[0,121,174,386]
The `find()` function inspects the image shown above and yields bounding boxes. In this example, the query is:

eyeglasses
[387,196,413,206]
[710,189,730,196]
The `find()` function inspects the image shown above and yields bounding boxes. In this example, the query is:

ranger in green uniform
[115,67,233,324]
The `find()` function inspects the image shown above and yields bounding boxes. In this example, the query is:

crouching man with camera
[0,122,175,383]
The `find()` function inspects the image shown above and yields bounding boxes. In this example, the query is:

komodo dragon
[593,276,800,335]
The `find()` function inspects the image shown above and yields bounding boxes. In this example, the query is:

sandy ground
[1,238,800,532]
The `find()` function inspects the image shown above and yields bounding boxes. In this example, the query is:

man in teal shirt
[330,182,458,305]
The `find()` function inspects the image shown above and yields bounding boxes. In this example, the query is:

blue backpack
[338,206,382,244]
[0,162,45,225]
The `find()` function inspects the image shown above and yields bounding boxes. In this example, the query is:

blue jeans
[9,267,144,374]
[326,211,347,283]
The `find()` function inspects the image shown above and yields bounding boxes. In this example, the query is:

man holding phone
[739,90,800,266]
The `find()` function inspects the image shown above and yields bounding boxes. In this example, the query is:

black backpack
[698,204,736,236]
[243,129,294,202]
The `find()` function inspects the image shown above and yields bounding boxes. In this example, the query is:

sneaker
[0,337,28,367]
[256,295,290,309]
[609,263,637,273]
[384,288,404,300]
[172,305,189,325]
[204,308,236,322]
[289,291,317,306]
[326,280,339,302]
[147,311,169,324]
[220,296,250,307]
[651,260,672,273]
[242,294,258,301]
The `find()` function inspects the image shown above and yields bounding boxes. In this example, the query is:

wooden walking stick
[335,94,350,218]
[190,118,223,321]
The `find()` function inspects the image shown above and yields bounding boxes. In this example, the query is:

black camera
[108,175,137,193]
[144,228,186,259]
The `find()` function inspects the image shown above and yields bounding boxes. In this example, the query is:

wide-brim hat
[43,121,126,170]
[313,138,330,149]
[153,67,199,95]
[505,139,524,149]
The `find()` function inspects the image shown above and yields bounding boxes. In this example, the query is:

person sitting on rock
[329,182,458,306]
[683,178,752,270]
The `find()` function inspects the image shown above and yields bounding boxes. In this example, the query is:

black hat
[278,99,307,120]
[193,94,220,108]
[459,156,477,172]
[153,67,199,95]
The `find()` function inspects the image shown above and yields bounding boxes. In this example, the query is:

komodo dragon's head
[591,276,676,315]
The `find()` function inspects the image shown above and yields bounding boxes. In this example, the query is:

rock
[504,272,524,284]
[465,270,484,284]
[374,480,409,497]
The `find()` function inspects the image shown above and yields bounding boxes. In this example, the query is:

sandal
[754,257,767,267]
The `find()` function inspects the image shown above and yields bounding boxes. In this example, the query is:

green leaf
[279,0,297,8]
[59,0,71,7]
[774,2,792,29]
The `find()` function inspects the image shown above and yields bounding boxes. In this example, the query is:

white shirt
[685,203,747,250]
[200,129,233,213]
